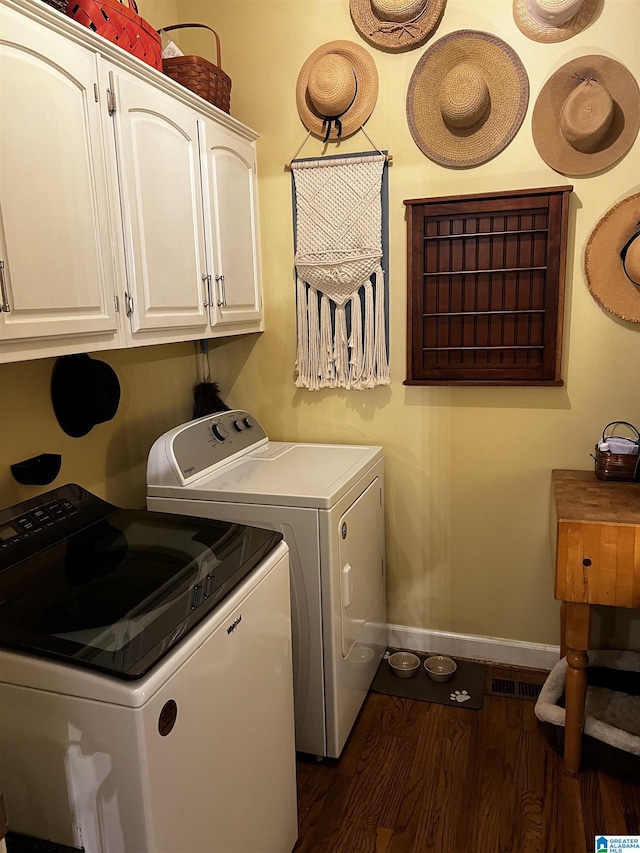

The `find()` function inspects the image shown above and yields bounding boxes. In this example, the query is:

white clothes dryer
[147,410,387,758]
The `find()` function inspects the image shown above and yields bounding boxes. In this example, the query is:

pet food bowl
[424,655,457,682]
[388,651,420,678]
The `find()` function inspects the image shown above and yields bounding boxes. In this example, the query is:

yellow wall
[1,0,638,651]
[136,0,177,30]
[168,0,640,647]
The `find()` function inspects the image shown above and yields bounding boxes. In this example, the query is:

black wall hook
[11,453,62,486]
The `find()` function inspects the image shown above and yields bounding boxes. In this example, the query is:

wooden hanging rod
[285,127,393,171]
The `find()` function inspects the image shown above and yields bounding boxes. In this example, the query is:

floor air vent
[491,678,516,695]
[489,676,545,700]
[518,681,543,699]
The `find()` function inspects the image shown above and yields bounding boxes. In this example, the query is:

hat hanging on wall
[532,56,640,177]
[513,0,599,43]
[51,353,121,438]
[584,192,640,323]
[406,30,529,168]
[349,0,447,52]
[296,40,378,141]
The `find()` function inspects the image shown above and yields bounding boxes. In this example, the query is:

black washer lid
[0,485,283,679]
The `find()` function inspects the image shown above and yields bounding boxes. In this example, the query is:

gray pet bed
[534,650,640,763]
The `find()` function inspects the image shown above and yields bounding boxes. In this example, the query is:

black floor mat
[371,650,486,710]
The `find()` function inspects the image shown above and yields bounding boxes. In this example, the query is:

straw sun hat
[584,193,640,323]
[349,0,446,52]
[532,56,640,177]
[513,0,599,43]
[406,30,529,168]
[296,41,378,141]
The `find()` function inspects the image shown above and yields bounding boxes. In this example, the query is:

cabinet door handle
[216,274,226,307]
[124,291,134,316]
[0,261,10,313]
[201,273,212,308]
[107,71,117,116]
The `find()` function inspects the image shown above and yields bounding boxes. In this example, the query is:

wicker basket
[158,23,231,114]
[594,449,640,482]
[68,0,162,70]
[593,421,640,482]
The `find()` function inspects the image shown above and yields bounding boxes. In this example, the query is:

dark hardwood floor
[294,664,640,853]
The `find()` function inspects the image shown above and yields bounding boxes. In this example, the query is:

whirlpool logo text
[227,615,242,635]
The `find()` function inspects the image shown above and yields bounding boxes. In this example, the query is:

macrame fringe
[295,277,309,389]
[349,291,363,386]
[320,295,334,385]
[374,266,390,386]
[295,264,389,390]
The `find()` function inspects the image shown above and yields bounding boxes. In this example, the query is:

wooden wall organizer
[404,186,573,386]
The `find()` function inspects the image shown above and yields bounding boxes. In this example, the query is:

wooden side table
[551,469,640,775]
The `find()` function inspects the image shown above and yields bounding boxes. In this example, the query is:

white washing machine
[0,484,297,853]
[147,410,387,759]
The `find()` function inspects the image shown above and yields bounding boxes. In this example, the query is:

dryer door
[338,478,384,659]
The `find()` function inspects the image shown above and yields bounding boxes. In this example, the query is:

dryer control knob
[232,419,244,432]
[243,417,254,429]
[211,423,229,442]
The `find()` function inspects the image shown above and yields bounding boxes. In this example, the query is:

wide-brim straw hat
[513,0,599,43]
[406,30,529,168]
[584,193,640,323]
[532,56,640,177]
[349,0,446,52]
[296,41,378,141]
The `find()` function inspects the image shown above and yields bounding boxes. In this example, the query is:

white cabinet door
[106,64,211,343]
[0,6,120,361]
[199,121,263,333]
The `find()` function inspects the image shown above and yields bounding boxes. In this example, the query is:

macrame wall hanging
[291,152,390,391]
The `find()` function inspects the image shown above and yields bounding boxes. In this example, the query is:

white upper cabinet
[0,0,263,363]
[200,120,263,333]
[106,65,211,344]
[0,5,120,362]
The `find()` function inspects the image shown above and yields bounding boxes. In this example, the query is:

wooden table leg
[560,601,567,659]
[563,602,591,776]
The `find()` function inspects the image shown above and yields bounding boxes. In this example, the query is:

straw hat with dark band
[349,0,446,52]
[296,41,378,141]
[584,193,640,323]
[532,56,640,177]
[406,30,529,168]
[513,0,599,43]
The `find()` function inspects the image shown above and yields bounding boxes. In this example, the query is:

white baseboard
[387,623,561,672]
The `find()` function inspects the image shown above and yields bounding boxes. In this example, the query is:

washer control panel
[0,484,117,572]
[170,410,268,483]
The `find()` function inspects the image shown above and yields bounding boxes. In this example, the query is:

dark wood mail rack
[404,186,573,386]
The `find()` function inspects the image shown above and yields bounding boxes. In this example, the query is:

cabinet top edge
[1,0,259,142]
